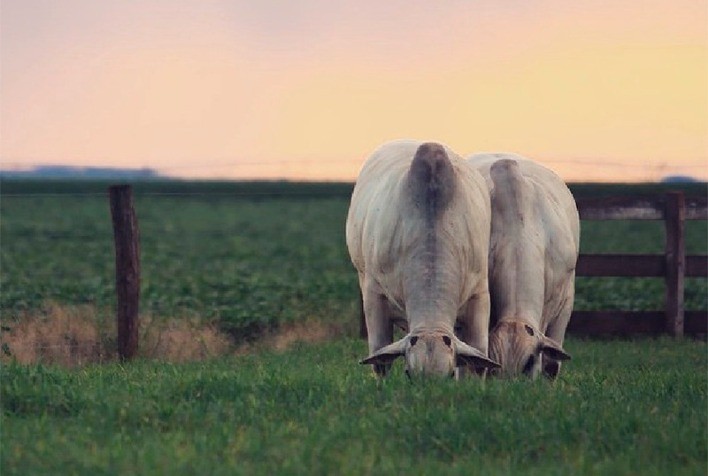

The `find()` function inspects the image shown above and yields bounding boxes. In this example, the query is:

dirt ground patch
[233,319,347,355]
[1,303,349,367]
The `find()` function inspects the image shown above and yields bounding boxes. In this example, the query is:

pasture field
[0,181,359,338]
[1,180,706,474]
[0,180,706,337]
[2,337,706,475]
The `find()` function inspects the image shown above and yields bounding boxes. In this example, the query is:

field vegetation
[1,180,705,338]
[1,180,706,474]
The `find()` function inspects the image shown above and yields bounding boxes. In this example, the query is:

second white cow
[346,140,499,378]
[468,153,579,379]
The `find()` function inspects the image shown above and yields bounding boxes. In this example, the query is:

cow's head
[360,332,500,378]
[488,320,570,379]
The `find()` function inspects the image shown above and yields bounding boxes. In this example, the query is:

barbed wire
[2,157,706,168]
[156,159,362,171]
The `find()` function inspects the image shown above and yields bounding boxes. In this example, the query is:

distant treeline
[0,165,160,180]
[0,178,705,199]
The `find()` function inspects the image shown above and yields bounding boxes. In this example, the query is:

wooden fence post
[109,185,141,360]
[664,191,685,337]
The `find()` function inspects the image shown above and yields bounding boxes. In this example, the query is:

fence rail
[569,311,707,337]
[575,254,707,277]
[574,195,708,220]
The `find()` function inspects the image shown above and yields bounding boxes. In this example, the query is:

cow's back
[347,141,490,312]
[469,153,578,252]
[468,153,579,327]
[346,140,415,275]
[470,153,578,241]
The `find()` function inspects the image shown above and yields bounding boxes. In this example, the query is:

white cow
[346,140,499,378]
[467,153,579,379]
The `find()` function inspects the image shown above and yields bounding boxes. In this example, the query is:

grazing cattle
[467,153,579,379]
[346,140,499,378]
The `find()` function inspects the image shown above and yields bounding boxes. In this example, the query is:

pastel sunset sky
[1,0,706,181]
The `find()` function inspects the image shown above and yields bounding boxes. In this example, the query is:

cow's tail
[489,158,525,214]
[407,142,456,218]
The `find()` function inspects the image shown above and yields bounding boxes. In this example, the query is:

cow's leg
[361,273,394,377]
[543,276,574,380]
[457,288,491,378]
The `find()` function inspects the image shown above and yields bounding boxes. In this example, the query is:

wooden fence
[569,191,707,338]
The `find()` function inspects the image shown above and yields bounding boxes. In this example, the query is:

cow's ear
[360,337,407,366]
[453,337,501,369]
[540,335,571,361]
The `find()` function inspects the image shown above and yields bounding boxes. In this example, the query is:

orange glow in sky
[1,0,706,182]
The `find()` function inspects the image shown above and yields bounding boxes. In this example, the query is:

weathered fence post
[109,185,140,360]
[664,191,685,337]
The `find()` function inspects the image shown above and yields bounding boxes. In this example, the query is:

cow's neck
[490,238,545,324]
[402,240,459,333]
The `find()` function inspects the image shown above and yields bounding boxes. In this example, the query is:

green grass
[2,337,706,475]
[1,180,707,474]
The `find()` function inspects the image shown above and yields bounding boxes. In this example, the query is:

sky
[1,0,706,182]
